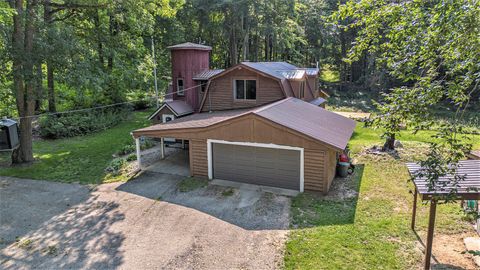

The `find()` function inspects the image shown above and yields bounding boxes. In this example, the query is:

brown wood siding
[190,139,208,177]
[304,78,315,101]
[151,106,175,124]
[201,68,284,112]
[289,79,314,102]
[304,150,326,192]
[307,77,318,98]
[147,114,337,192]
[325,150,338,192]
[171,49,210,110]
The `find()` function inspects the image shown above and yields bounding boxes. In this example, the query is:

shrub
[116,144,136,156]
[105,158,126,176]
[39,106,132,139]
[126,153,137,161]
[128,92,154,111]
[115,138,156,156]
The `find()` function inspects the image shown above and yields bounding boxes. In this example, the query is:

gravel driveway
[0,172,290,269]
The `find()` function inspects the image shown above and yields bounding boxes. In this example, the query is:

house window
[234,79,256,100]
[177,78,184,96]
[299,81,305,99]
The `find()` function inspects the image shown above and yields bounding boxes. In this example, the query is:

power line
[11,82,207,120]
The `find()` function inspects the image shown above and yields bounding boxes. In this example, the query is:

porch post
[136,137,142,169]
[411,188,418,230]
[424,199,437,270]
[160,137,165,159]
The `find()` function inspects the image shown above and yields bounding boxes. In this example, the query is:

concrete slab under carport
[143,145,190,177]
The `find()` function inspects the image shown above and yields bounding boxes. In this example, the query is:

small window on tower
[177,79,184,96]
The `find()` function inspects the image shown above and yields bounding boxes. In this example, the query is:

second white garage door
[211,142,302,191]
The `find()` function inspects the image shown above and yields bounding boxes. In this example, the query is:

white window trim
[233,79,257,101]
[177,78,185,96]
[207,139,304,192]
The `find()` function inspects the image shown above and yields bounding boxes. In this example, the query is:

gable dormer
[200,64,285,112]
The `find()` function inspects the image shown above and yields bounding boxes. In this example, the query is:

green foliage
[177,177,208,192]
[285,143,473,269]
[116,144,136,156]
[105,158,127,176]
[115,137,155,156]
[335,0,479,197]
[0,110,152,184]
[126,153,137,162]
[221,188,235,197]
[39,106,132,139]
[319,65,340,83]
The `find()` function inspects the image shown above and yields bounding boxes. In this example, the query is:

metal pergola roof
[407,160,480,200]
[406,160,480,269]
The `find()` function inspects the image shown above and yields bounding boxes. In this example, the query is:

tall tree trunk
[94,10,104,66]
[46,63,56,112]
[34,63,43,112]
[108,14,115,70]
[11,0,37,163]
[44,0,56,112]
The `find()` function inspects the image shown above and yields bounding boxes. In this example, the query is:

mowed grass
[284,123,479,269]
[0,110,151,184]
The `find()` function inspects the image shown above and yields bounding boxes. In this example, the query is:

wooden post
[135,137,142,169]
[411,188,417,230]
[424,199,437,270]
[160,137,165,159]
[182,139,185,149]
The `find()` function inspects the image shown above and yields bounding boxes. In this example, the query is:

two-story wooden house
[133,42,355,194]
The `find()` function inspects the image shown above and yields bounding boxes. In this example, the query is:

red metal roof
[167,42,212,51]
[143,108,252,130]
[137,98,356,150]
[254,98,355,150]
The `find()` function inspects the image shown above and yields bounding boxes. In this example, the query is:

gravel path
[0,173,290,270]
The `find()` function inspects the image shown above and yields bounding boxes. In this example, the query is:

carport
[408,160,480,270]
[133,98,355,194]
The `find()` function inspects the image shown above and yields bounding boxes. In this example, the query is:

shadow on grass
[290,164,365,228]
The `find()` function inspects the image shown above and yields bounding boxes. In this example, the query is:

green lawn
[284,124,479,269]
[0,110,151,184]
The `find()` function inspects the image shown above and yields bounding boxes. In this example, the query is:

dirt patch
[413,231,478,270]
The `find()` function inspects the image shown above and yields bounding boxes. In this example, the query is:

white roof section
[167,42,212,51]
[241,62,316,81]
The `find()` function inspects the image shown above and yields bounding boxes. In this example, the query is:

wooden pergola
[407,160,480,270]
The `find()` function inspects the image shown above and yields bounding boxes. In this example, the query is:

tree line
[1,0,478,175]
[1,0,362,163]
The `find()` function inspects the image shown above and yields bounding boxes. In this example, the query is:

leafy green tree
[335,0,479,190]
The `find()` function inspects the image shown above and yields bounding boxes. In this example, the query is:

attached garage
[133,98,356,194]
[209,141,303,191]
